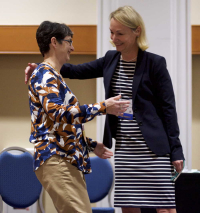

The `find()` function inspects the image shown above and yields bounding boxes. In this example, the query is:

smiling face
[110,18,140,55]
[58,36,74,62]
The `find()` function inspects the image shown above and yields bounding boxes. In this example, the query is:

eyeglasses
[62,39,73,46]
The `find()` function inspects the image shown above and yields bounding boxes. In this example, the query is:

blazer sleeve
[152,57,184,162]
[60,56,105,79]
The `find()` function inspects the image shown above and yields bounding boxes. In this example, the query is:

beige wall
[0,0,97,25]
[191,0,200,25]
[191,0,200,169]
[0,1,97,212]
[192,55,200,169]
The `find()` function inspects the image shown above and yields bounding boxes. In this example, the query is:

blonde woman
[25,6,184,213]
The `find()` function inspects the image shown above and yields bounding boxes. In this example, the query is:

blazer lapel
[132,49,146,104]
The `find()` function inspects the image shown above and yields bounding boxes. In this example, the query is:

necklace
[119,56,137,95]
[121,55,137,62]
[43,61,59,73]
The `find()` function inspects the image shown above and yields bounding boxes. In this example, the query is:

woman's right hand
[105,94,130,116]
[25,63,37,84]
[93,142,113,159]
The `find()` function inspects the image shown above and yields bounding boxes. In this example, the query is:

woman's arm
[60,56,105,79]
[29,67,129,125]
[85,136,113,159]
[152,57,185,163]
[25,56,105,83]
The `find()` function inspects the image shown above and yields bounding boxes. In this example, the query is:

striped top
[111,59,136,100]
[111,58,175,208]
[111,59,144,144]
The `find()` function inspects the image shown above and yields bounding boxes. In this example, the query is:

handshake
[105,94,130,117]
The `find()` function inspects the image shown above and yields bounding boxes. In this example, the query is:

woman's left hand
[172,160,184,173]
[93,142,113,159]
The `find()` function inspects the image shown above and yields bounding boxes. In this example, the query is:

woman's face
[110,18,139,54]
[58,36,74,62]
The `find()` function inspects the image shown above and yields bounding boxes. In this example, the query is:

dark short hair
[36,21,73,57]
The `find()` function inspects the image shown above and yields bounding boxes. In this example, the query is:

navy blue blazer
[61,49,185,162]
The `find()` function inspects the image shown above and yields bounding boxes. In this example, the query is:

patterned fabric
[28,63,106,173]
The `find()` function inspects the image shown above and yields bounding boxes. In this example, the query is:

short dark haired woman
[28,21,129,213]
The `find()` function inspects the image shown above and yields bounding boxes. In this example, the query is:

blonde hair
[110,6,149,51]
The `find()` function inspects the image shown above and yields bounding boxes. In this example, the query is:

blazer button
[134,108,137,113]
[138,121,143,126]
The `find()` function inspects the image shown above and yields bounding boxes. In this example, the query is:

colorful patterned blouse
[28,63,106,173]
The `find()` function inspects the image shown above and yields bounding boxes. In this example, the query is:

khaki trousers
[35,155,92,213]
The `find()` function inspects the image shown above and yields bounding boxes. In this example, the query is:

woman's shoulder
[30,63,57,83]
[105,50,120,57]
[144,50,165,62]
[143,51,168,74]
[102,50,120,65]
